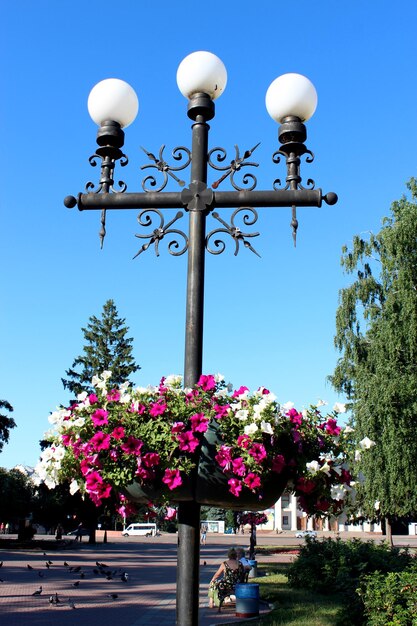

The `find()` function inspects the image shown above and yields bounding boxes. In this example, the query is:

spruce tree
[330,179,417,537]
[62,299,140,396]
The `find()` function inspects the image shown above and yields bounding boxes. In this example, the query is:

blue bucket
[235,583,259,618]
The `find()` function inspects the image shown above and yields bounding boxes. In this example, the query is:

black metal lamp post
[64,51,337,626]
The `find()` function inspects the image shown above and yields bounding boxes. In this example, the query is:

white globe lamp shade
[88,78,139,128]
[177,51,227,100]
[265,73,318,123]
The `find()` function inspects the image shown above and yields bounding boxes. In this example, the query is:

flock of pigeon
[0,555,130,610]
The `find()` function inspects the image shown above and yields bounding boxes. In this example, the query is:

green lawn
[234,564,345,626]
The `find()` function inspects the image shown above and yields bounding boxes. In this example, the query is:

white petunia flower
[260,420,274,435]
[317,399,328,407]
[344,425,354,433]
[244,423,258,436]
[165,374,183,387]
[331,485,347,501]
[374,500,380,510]
[77,391,88,402]
[70,479,80,495]
[333,402,347,413]
[359,437,376,450]
[214,373,225,383]
[102,370,112,380]
[282,401,294,413]
[120,393,131,404]
[306,460,320,474]
[235,410,249,421]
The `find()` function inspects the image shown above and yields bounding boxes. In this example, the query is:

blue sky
[1,1,416,469]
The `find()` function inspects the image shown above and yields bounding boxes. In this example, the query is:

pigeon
[64,561,69,567]
[47,560,53,565]
[72,580,80,587]
[68,598,76,609]
[121,572,129,582]
[46,562,50,569]
[27,564,34,570]
[0,561,3,567]
[108,593,118,600]
[32,586,42,596]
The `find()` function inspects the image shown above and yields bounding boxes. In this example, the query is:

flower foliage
[36,372,372,515]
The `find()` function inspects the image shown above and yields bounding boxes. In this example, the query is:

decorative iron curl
[140,145,191,192]
[272,149,315,190]
[133,209,188,258]
[208,143,260,191]
[206,207,260,257]
[85,153,129,194]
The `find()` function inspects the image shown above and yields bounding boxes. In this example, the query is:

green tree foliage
[0,399,16,453]
[330,179,417,523]
[0,467,35,524]
[62,299,140,396]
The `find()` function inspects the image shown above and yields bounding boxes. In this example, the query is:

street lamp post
[64,51,337,626]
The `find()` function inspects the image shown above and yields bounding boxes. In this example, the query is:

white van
[122,523,158,537]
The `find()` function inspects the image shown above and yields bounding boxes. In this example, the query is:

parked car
[295,530,317,539]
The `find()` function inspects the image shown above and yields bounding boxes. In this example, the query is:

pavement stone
[0,535,295,626]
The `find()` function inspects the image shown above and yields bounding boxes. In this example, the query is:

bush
[287,538,414,625]
[359,570,417,625]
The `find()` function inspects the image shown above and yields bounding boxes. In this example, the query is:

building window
[281,492,290,508]
[282,515,289,527]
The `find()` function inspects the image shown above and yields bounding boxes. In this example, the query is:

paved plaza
[0,532,287,626]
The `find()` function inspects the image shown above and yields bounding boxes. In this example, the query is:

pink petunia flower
[237,434,252,449]
[111,426,125,440]
[190,412,209,433]
[228,477,242,497]
[197,374,216,391]
[176,431,200,453]
[162,468,183,490]
[232,457,247,477]
[90,431,111,451]
[324,418,342,436]
[88,393,99,404]
[91,408,109,427]
[164,507,177,520]
[215,445,233,471]
[248,443,267,463]
[149,402,166,417]
[213,404,230,419]
[232,386,249,398]
[171,421,185,434]
[107,389,121,402]
[287,408,303,427]
[244,473,261,490]
[142,452,160,467]
[121,436,143,455]
[61,434,72,447]
[272,454,286,473]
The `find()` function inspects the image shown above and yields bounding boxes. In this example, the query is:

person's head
[236,548,244,558]
[227,548,237,560]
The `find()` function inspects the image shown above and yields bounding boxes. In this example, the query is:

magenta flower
[248,443,267,463]
[190,412,209,433]
[287,408,303,426]
[91,408,109,427]
[164,507,177,520]
[111,426,125,440]
[142,452,160,467]
[121,436,143,455]
[237,434,252,449]
[171,421,185,434]
[61,434,72,447]
[149,402,166,417]
[244,473,261,490]
[107,389,121,402]
[324,418,341,436]
[228,477,242,497]
[215,445,233,470]
[231,457,247,477]
[197,374,216,391]
[214,403,230,419]
[136,466,155,481]
[90,431,111,451]
[162,468,183,490]
[88,393,98,404]
[232,386,249,398]
[85,471,104,491]
[176,431,200,453]
[272,454,286,473]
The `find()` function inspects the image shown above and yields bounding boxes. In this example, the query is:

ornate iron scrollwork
[140,145,191,192]
[208,143,260,191]
[133,209,188,258]
[272,149,315,191]
[206,207,260,257]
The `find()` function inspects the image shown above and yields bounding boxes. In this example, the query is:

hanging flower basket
[35,371,373,517]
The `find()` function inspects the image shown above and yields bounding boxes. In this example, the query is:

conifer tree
[62,299,140,396]
[330,179,417,537]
